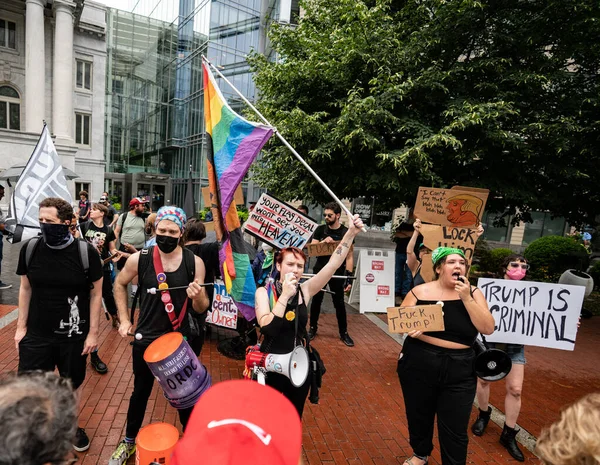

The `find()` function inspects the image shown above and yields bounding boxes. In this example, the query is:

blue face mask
[40,222,71,247]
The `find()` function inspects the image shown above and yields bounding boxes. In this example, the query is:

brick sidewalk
[0,288,598,464]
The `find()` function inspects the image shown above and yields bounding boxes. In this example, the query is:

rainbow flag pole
[202,56,365,232]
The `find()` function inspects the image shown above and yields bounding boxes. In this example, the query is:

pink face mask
[506,268,526,280]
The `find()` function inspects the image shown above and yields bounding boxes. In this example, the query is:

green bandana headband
[431,247,466,266]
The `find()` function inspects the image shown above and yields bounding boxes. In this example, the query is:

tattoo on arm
[335,246,343,256]
[341,242,350,248]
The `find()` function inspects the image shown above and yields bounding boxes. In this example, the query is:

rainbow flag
[203,61,273,320]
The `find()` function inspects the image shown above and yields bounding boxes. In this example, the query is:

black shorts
[18,334,88,389]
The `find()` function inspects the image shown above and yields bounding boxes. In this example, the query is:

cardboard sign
[414,186,489,227]
[418,251,435,283]
[242,193,318,250]
[420,224,480,265]
[478,278,584,351]
[206,279,238,329]
[202,185,244,207]
[307,241,340,257]
[387,305,445,333]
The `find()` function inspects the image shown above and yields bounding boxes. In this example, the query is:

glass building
[104,0,300,212]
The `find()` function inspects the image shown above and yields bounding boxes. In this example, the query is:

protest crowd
[0,63,597,465]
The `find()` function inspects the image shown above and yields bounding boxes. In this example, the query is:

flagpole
[202,56,366,232]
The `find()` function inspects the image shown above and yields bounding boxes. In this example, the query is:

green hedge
[524,236,589,283]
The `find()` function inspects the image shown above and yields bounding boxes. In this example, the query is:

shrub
[524,236,590,283]
[479,248,514,275]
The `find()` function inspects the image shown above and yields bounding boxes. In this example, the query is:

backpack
[25,237,91,286]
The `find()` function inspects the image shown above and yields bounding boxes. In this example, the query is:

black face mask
[40,223,71,247]
[156,234,179,254]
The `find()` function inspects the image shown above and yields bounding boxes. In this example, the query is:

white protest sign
[348,249,395,313]
[243,193,318,250]
[206,279,238,329]
[477,278,584,350]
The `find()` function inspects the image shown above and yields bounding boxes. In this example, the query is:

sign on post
[414,186,489,228]
[387,305,445,333]
[477,278,584,350]
[348,249,395,313]
[242,193,318,250]
[206,279,238,330]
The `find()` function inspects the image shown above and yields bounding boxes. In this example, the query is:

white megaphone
[245,346,310,387]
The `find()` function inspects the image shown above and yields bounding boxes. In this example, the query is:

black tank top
[414,293,478,346]
[136,249,193,344]
[262,292,308,354]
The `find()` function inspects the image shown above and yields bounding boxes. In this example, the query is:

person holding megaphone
[397,247,495,465]
[254,213,364,417]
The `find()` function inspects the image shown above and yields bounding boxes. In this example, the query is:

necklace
[436,283,445,308]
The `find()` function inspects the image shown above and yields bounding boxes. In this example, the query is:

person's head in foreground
[172,379,302,465]
[0,371,77,465]
[536,393,600,465]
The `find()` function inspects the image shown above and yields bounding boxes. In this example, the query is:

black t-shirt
[105,205,118,225]
[78,199,90,219]
[17,239,103,342]
[81,221,115,269]
[394,222,414,253]
[312,224,348,272]
[185,242,220,302]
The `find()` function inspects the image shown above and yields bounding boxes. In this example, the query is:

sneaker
[307,327,317,341]
[90,352,108,374]
[340,332,355,347]
[73,427,90,452]
[109,440,136,465]
[0,282,12,290]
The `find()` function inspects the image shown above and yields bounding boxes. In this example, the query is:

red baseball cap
[171,380,302,465]
[129,197,148,207]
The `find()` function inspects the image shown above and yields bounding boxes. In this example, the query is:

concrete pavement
[0,238,598,464]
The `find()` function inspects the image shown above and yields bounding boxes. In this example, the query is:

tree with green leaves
[248,0,600,226]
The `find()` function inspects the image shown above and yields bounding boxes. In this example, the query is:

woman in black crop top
[397,247,494,465]
[255,214,364,418]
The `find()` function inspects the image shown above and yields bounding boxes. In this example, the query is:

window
[75,113,91,145]
[521,212,567,246]
[0,19,16,50]
[76,60,92,90]
[0,85,20,130]
[75,182,90,200]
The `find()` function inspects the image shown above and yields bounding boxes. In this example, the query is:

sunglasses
[324,214,335,218]
[509,262,530,270]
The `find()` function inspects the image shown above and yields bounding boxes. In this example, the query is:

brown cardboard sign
[418,251,435,283]
[387,305,445,333]
[414,186,489,228]
[202,185,244,207]
[420,224,480,265]
[307,241,341,257]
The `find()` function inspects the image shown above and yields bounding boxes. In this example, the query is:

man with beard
[114,197,149,295]
[307,202,355,347]
[109,206,210,465]
[14,197,103,452]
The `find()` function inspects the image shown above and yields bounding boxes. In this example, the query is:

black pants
[102,269,117,316]
[265,368,312,418]
[309,275,347,335]
[397,338,476,465]
[125,343,193,439]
